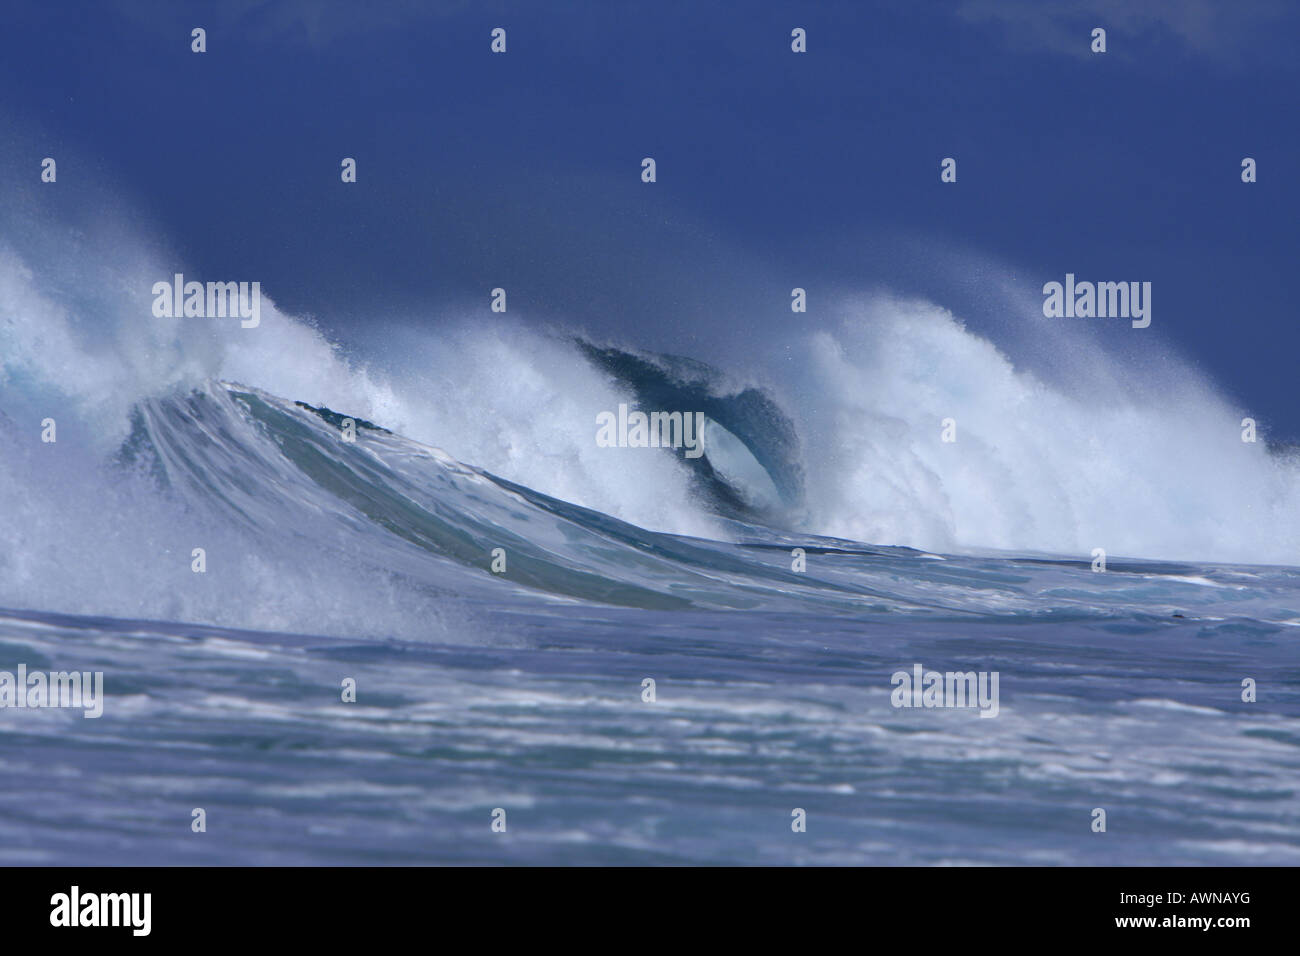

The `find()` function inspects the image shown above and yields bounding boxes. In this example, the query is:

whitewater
[1,221,1298,865]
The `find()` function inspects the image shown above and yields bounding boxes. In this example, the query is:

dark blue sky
[4,1,1298,438]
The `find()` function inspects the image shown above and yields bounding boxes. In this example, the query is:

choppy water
[1,384,1297,865]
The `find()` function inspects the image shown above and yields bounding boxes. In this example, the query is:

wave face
[7,367,1300,626]
[3,218,1300,866]
[4,224,1299,572]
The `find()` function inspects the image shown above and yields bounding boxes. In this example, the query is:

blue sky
[4,0,1298,438]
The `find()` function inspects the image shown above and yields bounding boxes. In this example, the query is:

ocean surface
[2,371,1298,866]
